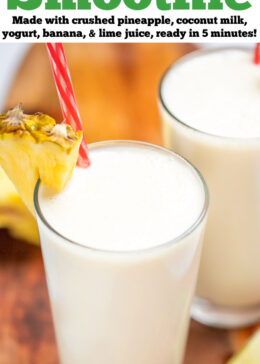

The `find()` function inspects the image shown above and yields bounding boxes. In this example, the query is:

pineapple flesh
[227,329,260,364]
[0,105,82,215]
[0,167,39,244]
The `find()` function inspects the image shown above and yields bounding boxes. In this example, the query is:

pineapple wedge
[0,105,82,214]
[227,330,260,364]
[0,166,39,244]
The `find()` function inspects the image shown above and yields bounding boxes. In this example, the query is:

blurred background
[2,43,196,144]
[0,43,255,364]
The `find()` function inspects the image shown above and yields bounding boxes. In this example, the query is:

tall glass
[159,48,260,328]
[34,141,208,364]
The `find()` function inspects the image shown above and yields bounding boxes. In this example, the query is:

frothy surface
[39,144,204,251]
[161,49,260,138]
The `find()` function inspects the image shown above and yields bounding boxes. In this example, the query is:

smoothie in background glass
[34,141,208,364]
[159,47,260,328]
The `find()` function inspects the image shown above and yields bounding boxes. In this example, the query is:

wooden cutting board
[1,43,259,363]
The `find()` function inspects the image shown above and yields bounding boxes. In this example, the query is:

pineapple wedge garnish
[0,167,39,244]
[0,105,82,214]
[227,329,260,364]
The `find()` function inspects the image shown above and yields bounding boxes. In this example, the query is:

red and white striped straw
[254,43,260,65]
[46,43,90,168]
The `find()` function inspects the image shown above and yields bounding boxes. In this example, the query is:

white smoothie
[35,142,207,364]
[160,48,260,310]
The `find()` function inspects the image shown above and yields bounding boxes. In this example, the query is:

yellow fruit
[0,105,82,214]
[0,167,39,244]
[227,329,260,364]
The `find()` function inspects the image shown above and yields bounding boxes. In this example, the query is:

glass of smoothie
[34,140,208,364]
[159,47,260,328]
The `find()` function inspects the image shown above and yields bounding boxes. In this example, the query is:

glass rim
[34,140,209,255]
[159,46,259,143]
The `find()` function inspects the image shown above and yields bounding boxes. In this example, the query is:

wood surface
[1,43,259,363]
